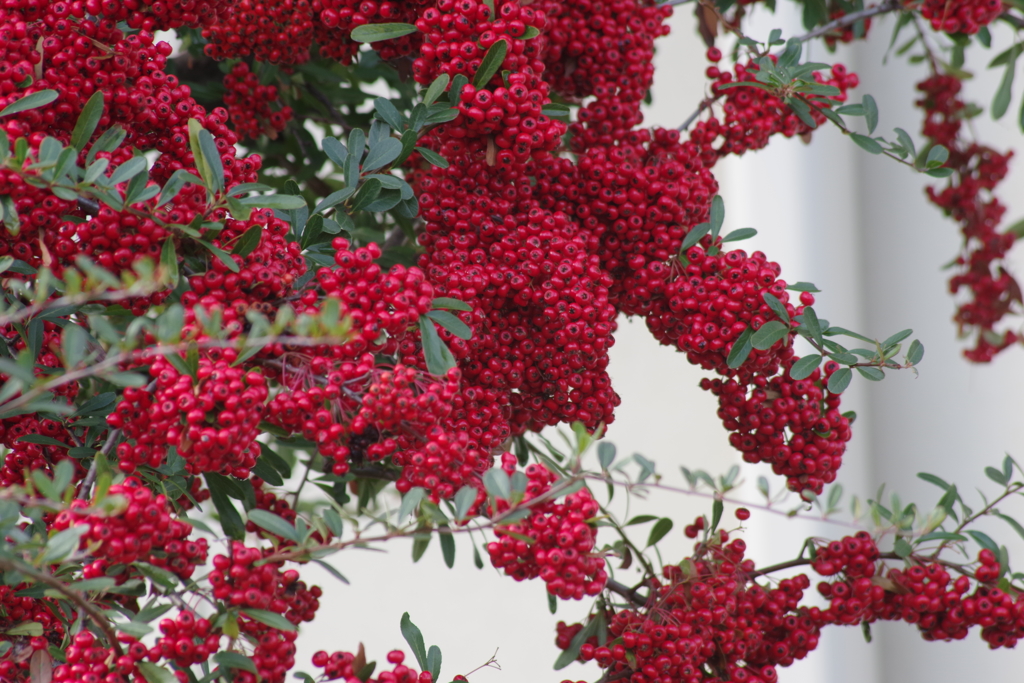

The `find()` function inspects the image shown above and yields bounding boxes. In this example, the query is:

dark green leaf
[239,193,307,210]
[323,137,348,167]
[71,92,104,151]
[646,518,673,547]
[474,39,508,88]
[373,97,405,131]
[863,94,879,134]
[722,227,756,242]
[827,367,852,394]
[926,144,949,168]
[906,339,924,365]
[709,195,725,240]
[789,354,822,380]
[137,662,179,683]
[762,292,790,324]
[750,320,788,350]
[967,530,1000,554]
[856,366,885,381]
[851,133,883,154]
[726,327,753,369]
[432,297,471,311]
[418,315,457,375]
[416,147,449,169]
[242,609,297,632]
[483,468,511,500]
[439,526,455,568]
[993,50,1019,120]
[681,222,711,252]
[204,473,246,540]
[425,310,471,340]
[424,73,450,106]
[351,23,418,42]
[213,652,258,674]
[787,281,820,292]
[231,225,262,257]
[362,138,403,172]
[917,472,951,490]
[894,538,913,558]
[400,613,429,670]
[0,90,58,117]
[248,509,299,542]
[198,240,240,273]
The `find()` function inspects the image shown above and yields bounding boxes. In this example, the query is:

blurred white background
[287,8,1024,683]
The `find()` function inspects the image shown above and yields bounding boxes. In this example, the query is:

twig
[0,557,124,657]
[606,578,648,607]
[931,483,1024,558]
[76,429,120,501]
[794,0,902,42]
[678,95,720,132]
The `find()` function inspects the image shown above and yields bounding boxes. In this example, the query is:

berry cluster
[312,648,434,682]
[691,50,858,166]
[487,462,607,599]
[51,477,208,581]
[916,74,1019,361]
[222,61,292,140]
[919,0,1003,34]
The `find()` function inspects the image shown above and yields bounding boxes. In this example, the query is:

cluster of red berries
[223,62,292,140]
[0,585,64,681]
[919,0,1003,34]
[0,412,79,488]
[691,50,858,167]
[51,630,150,683]
[155,612,222,669]
[812,536,1024,648]
[559,518,821,683]
[487,462,607,599]
[312,648,434,682]
[915,74,1019,361]
[51,477,208,581]
[209,543,321,683]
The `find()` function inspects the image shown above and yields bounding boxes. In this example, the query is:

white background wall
[291,8,1024,683]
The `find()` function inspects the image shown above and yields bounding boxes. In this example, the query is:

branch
[794,0,903,42]
[678,94,720,132]
[0,557,123,657]
[605,578,649,607]
[76,428,121,501]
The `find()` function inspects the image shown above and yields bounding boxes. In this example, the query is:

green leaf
[681,222,711,252]
[107,156,147,186]
[750,320,789,350]
[197,239,240,273]
[362,138,403,172]
[431,297,471,311]
[231,225,262,257]
[646,517,673,547]
[851,133,883,154]
[424,73,450,106]
[726,327,754,369]
[0,90,58,117]
[454,485,477,521]
[350,22,418,42]
[926,144,949,168]
[425,310,471,340]
[137,662,179,683]
[906,339,925,365]
[400,613,429,671]
[160,237,179,286]
[418,315,457,375]
[313,558,350,585]
[789,354,822,380]
[242,609,297,632]
[918,472,952,490]
[926,167,954,178]
[374,97,405,131]
[238,193,308,210]
[800,306,824,346]
[156,169,203,208]
[993,49,1019,120]
[474,39,508,88]
[416,146,449,169]
[967,530,1000,554]
[986,466,1010,485]
[708,195,725,240]
[522,25,540,39]
[722,227,756,243]
[863,94,879,134]
[399,487,426,520]
[86,125,126,164]
[541,103,571,120]
[248,509,299,542]
[856,366,885,381]
[996,513,1024,543]
[439,526,455,568]
[4,622,44,637]
[761,292,790,324]
[204,473,247,540]
[827,367,852,394]
[213,652,258,674]
[916,531,967,543]
[894,537,913,558]
[323,136,348,167]
[711,498,724,530]
[483,467,511,500]
[195,127,224,193]
[41,525,88,563]
[597,441,616,469]
[71,91,104,151]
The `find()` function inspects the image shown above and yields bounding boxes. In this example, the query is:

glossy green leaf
[750,320,788,350]
[646,518,673,547]
[474,39,508,88]
[248,509,299,542]
[789,354,822,380]
[71,91,104,151]
[827,367,852,394]
[0,90,58,118]
[351,22,418,42]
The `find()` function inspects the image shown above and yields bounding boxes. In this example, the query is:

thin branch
[678,94,720,132]
[0,557,123,657]
[76,428,120,501]
[794,0,902,43]
[606,578,648,607]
